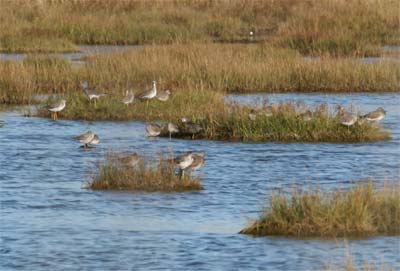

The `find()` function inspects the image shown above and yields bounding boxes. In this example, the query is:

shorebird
[138,81,157,107]
[181,118,202,139]
[362,107,386,123]
[339,112,358,131]
[299,110,313,122]
[74,131,95,149]
[168,122,179,139]
[89,134,100,147]
[174,152,194,179]
[81,81,106,106]
[157,90,171,102]
[117,153,140,168]
[189,152,205,174]
[248,109,257,121]
[122,90,135,106]
[146,123,162,137]
[46,99,66,120]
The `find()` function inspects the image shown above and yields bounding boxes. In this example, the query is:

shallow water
[0,45,142,68]
[1,93,399,270]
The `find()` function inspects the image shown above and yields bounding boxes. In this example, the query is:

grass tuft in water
[240,182,400,238]
[88,151,203,192]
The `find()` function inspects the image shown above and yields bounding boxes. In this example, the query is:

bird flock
[45,80,204,178]
[247,105,386,128]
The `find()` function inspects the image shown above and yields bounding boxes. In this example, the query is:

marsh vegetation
[1,0,398,56]
[88,151,203,192]
[240,182,400,238]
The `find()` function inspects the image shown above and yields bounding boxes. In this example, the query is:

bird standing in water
[46,99,66,121]
[74,131,95,149]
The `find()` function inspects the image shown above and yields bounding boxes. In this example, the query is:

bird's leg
[55,112,58,121]
[169,132,172,140]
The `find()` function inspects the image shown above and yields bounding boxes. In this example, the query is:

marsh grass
[36,90,390,143]
[240,182,400,238]
[88,151,203,192]
[1,44,399,105]
[1,0,398,56]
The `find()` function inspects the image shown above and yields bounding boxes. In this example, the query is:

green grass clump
[88,151,203,192]
[240,182,400,238]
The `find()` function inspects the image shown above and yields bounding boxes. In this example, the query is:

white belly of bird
[49,104,65,112]
[90,138,100,145]
[366,114,384,122]
[80,134,95,144]
[179,157,193,170]
[142,89,156,99]
[342,118,357,126]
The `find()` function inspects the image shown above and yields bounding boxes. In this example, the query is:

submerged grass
[1,44,399,105]
[1,0,398,56]
[88,151,203,192]
[240,182,400,238]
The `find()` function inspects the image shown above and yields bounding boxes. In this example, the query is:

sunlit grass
[240,182,400,237]
[0,0,398,55]
[1,44,399,105]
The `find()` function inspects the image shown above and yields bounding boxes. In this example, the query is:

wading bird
[46,99,66,121]
[174,152,194,179]
[138,81,157,108]
[157,90,171,102]
[168,122,179,139]
[146,123,162,137]
[122,90,135,106]
[362,107,386,123]
[89,134,100,148]
[81,81,106,106]
[74,131,95,149]
[181,118,202,139]
[189,152,205,176]
[117,153,140,168]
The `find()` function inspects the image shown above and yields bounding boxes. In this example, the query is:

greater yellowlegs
[248,109,257,121]
[181,118,202,139]
[81,81,106,106]
[362,107,386,122]
[168,122,179,139]
[46,99,66,120]
[157,90,171,102]
[146,123,161,137]
[89,134,100,147]
[138,81,157,107]
[118,153,140,168]
[339,112,358,130]
[74,131,95,149]
[174,152,194,179]
[122,90,134,106]
[190,152,205,173]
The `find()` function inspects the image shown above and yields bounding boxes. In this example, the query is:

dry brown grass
[1,44,399,105]
[0,0,398,55]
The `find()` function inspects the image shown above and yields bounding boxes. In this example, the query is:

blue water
[1,93,399,270]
